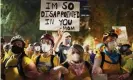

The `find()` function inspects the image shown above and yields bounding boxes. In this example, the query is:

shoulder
[22,56,33,68]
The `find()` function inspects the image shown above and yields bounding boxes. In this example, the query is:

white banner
[40,1,80,31]
[112,26,129,44]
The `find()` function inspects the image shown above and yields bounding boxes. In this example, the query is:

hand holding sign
[58,28,64,38]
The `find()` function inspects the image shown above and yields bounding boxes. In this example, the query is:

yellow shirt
[25,50,34,58]
[95,52,121,74]
[122,58,133,73]
[64,63,91,80]
[5,55,32,80]
[83,53,90,62]
[3,52,10,62]
[34,54,59,73]
[31,52,40,61]
[3,50,13,61]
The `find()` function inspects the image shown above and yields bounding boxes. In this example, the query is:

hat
[119,44,131,53]
[10,35,25,47]
[33,42,40,46]
[63,32,71,38]
[40,34,54,47]
[72,44,84,54]
[108,32,118,38]
[102,32,118,42]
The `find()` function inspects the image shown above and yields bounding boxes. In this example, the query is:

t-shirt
[122,58,133,73]
[3,50,13,62]
[5,55,32,80]
[34,55,59,73]
[56,44,70,63]
[31,52,40,61]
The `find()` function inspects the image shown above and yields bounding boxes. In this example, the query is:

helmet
[10,35,25,47]
[72,44,84,54]
[102,32,118,42]
[40,34,54,47]
[63,32,71,38]
[119,44,131,53]
[33,42,40,46]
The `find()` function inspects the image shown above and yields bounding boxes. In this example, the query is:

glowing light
[83,34,95,49]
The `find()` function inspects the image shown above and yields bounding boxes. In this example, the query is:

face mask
[65,39,71,45]
[34,46,40,51]
[11,45,23,54]
[72,53,80,62]
[108,41,117,50]
[41,44,51,53]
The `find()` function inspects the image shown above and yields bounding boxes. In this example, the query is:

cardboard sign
[112,26,129,44]
[40,1,80,31]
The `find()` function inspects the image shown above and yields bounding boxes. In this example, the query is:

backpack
[100,52,121,69]
[36,55,55,70]
[3,54,26,80]
[61,61,91,80]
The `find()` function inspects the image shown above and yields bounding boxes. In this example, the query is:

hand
[118,73,130,80]
[58,28,64,37]
[50,66,68,74]
[92,67,103,75]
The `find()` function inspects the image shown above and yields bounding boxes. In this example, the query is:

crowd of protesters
[1,29,133,80]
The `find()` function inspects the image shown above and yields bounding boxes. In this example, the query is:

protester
[31,42,41,61]
[54,29,72,63]
[33,33,60,80]
[52,44,92,80]
[119,44,133,80]
[83,44,90,63]
[89,49,96,65]
[2,35,40,80]
[92,30,122,80]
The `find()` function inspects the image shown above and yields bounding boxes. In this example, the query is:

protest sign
[40,1,80,31]
[112,26,129,44]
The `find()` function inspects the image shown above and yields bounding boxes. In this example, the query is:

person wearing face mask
[33,33,60,80]
[118,44,133,80]
[83,44,91,63]
[1,35,40,80]
[31,42,41,61]
[92,30,123,80]
[51,44,92,80]
[54,29,72,64]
